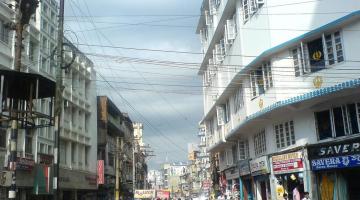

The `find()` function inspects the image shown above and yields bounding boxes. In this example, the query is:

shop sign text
[311,154,360,170]
[308,138,360,159]
[272,151,304,174]
[250,156,269,176]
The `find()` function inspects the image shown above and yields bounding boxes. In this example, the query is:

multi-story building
[97,96,135,199]
[148,170,164,190]
[197,0,360,199]
[133,123,148,190]
[161,162,188,199]
[0,0,98,199]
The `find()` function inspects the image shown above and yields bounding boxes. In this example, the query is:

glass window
[348,104,359,134]
[233,86,244,114]
[238,140,249,160]
[254,130,266,156]
[315,110,333,140]
[232,144,237,163]
[0,129,6,148]
[333,107,346,137]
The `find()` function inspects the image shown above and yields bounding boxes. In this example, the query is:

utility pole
[9,0,38,199]
[115,137,123,200]
[53,0,65,199]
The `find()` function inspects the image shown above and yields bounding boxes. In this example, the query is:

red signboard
[97,160,104,185]
[272,151,304,174]
[156,190,170,199]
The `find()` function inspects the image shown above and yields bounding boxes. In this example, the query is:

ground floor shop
[308,137,360,200]
[249,156,271,200]
[271,151,308,200]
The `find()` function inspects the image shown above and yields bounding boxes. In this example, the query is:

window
[238,140,249,160]
[250,62,272,98]
[220,151,226,163]
[0,20,10,44]
[226,149,233,165]
[315,103,360,140]
[25,134,32,154]
[0,129,6,148]
[225,99,231,123]
[71,143,76,164]
[225,14,237,43]
[292,31,344,76]
[232,144,238,163]
[233,86,244,114]
[108,153,114,168]
[60,141,66,164]
[85,147,89,166]
[274,121,295,149]
[242,0,264,23]
[48,145,53,155]
[254,130,266,156]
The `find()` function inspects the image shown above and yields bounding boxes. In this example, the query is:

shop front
[271,151,306,200]
[308,137,360,200]
[224,166,240,199]
[249,156,271,200]
[238,159,254,200]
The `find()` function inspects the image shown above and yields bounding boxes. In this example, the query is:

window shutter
[209,0,216,15]
[250,71,257,97]
[216,105,225,126]
[199,29,204,44]
[215,44,224,63]
[242,0,249,22]
[226,19,236,41]
[250,0,258,14]
[205,10,212,25]
[301,42,311,73]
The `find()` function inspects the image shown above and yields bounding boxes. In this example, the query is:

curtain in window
[334,173,348,200]
[320,174,334,200]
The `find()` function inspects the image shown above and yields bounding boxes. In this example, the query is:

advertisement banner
[250,156,269,176]
[311,154,360,170]
[272,151,304,174]
[308,138,360,159]
[134,190,156,199]
[156,190,170,199]
[97,160,104,185]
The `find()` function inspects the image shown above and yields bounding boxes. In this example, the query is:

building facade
[196,0,360,199]
[0,0,98,199]
[133,123,148,190]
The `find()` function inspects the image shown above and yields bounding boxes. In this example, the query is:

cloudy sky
[64,0,203,169]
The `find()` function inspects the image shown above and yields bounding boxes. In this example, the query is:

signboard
[134,190,156,199]
[16,157,35,171]
[308,138,360,159]
[250,156,269,176]
[156,190,170,199]
[311,154,360,171]
[272,151,304,174]
[308,138,360,171]
[97,160,104,185]
[238,159,251,176]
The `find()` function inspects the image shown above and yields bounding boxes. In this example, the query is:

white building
[197,0,360,199]
[0,0,98,199]
[148,170,164,190]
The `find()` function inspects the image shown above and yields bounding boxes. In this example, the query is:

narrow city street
[0,0,360,200]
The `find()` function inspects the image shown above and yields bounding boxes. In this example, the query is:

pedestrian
[293,185,301,200]
[302,192,310,200]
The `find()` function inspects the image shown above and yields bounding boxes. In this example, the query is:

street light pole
[53,0,65,199]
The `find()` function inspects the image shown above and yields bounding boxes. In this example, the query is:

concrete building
[0,0,98,199]
[196,0,360,199]
[161,162,188,199]
[148,170,164,190]
[133,123,148,190]
[97,96,135,199]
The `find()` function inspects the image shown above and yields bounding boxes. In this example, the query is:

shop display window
[275,173,305,200]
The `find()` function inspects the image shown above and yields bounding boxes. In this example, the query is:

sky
[64,0,204,169]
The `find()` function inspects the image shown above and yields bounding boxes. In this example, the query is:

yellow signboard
[134,190,156,199]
